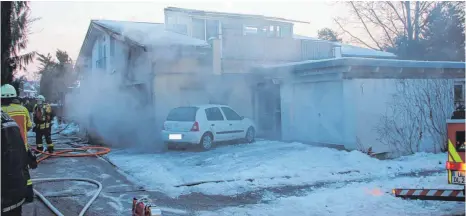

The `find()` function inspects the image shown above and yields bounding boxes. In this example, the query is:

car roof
[191,104,229,109]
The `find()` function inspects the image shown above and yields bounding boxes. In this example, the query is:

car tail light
[191,121,199,132]
[446,161,466,171]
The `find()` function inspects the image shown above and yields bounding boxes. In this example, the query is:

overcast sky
[21,0,349,79]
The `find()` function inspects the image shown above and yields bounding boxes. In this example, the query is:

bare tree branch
[334,18,377,49]
[349,2,384,50]
[369,8,396,47]
[386,1,408,35]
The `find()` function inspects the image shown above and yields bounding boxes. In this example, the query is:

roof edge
[165,7,309,24]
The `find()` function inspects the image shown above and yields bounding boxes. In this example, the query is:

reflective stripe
[27,179,32,185]
[2,198,25,212]
[3,105,30,149]
[449,140,463,163]
[48,143,54,147]
[37,144,43,147]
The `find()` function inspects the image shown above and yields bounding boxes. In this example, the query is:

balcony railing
[221,35,335,62]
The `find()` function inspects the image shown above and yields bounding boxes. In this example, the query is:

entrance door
[256,81,281,140]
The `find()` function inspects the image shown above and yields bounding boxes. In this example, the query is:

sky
[21,0,350,80]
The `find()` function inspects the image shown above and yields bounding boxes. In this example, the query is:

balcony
[219,35,335,73]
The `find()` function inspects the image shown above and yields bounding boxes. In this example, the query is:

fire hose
[31,146,111,215]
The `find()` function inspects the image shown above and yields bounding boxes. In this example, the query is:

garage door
[292,81,343,145]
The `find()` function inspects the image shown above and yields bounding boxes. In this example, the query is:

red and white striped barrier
[393,189,465,202]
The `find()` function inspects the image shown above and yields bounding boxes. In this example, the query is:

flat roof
[261,57,465,71]
[256,57,466,79]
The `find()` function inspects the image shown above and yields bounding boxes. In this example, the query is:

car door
[204,107,229,141]
[220,107,245,140]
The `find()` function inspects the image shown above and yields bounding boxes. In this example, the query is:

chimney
[333,45,342,58]
[211,38,222,75]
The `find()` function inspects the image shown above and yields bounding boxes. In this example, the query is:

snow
[293,34,396,58]
[27,118,80,138]
[196,174,464,216]
[94,20,209,47]
[107,140,448,198]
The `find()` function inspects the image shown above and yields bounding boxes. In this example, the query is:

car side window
[205,107,225,121]
[221,107,242,121]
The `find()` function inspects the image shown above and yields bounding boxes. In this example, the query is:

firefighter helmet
[1,84,17,98]
[37,95,45,102]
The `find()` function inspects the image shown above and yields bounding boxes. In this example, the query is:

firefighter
[1,84,37,203]
[33,95,54,153]
[1,110,29,216]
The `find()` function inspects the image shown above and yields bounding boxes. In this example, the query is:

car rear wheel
[245,127,255,143]
[200,133,214,150]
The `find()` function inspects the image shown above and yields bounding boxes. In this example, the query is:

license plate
[169,134,182,140]
[452,171,465,184]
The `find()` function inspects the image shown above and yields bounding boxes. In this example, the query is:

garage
[291,81,344,145]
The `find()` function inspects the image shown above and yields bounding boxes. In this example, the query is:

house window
[192,18,206,40]
[110,37,115,57]
[279,25,292,37]
[243,25,258,35]
[173,24,188,35]
[206,20,220,39]
[276,26,281,37]
[96,39,107,70]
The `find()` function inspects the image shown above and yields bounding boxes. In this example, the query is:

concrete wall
[279,74,455,155]
[345,78,455,155]
[342,79,398,153]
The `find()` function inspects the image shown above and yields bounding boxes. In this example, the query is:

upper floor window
[206,20,220,40]
[242,24,291,37]
[96,37,106,70]
[173,24,188,35]
[110,37,115,57]
[166,14,188,35]
[192,18,205,40]
[243,25,258,35]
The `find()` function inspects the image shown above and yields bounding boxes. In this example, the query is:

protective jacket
[33,103,53,129]
[1,110,27,213]
[2,103,33,148]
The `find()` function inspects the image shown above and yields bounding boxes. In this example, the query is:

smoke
[64,38,257,152]
[64,19,317,151]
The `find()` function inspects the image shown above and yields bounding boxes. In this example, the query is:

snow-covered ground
[107,140,449,198]
[197,174,464,216]
[27,118,80,137]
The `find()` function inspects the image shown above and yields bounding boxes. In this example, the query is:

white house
[72,7,402,146]
[254,57,465,156]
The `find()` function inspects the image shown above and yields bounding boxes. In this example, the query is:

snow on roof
[259,57,466,71]
[293,34,397,58]
[93,20,209,47]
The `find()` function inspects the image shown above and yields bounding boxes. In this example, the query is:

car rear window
[166,107,198,122]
